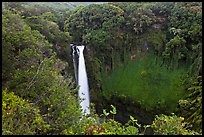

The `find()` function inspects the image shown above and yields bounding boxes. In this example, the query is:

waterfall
[76,45,90,115]
[71,45,78,84]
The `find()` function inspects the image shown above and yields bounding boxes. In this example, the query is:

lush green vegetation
[2,89,49,135]
[102,53,187,112]
[151,113,200,135]
[2,2,202,135]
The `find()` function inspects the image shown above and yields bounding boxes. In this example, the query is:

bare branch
[26,60,44,90]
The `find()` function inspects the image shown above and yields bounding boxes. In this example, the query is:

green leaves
[103,109,110,117]
[2,2,202,135]
[130,115,136,122]
[129,8,156,34]
[151,113,200,135]
[64,3,125,43]
[110,105,117,115]
[2,89,49,135]
[83,30,111,48]
[125,126,139,135]
[178,75,202,133]
[101,105,116,117]
[129,115,141,128]
[163,2,202,72]
[2,5,82,135]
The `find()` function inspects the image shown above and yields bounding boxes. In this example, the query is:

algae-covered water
[101,54,187,112]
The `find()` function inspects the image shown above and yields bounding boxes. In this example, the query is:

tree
[2,7,82,135]
[128,8,156,34]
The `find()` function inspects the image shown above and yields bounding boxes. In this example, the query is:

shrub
[2,89,49,135]
[63,104,141,135]
[151,113,200,135]
[94,105,141,135]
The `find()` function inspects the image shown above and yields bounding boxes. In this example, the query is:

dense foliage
[2,2,202,135]
[151,113,199,135]
[2,89,49,135]
[177,75,202,133]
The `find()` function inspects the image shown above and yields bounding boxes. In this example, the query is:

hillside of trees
[2,2,202,135]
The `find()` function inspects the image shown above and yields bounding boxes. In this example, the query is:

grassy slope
[102,53,187,112]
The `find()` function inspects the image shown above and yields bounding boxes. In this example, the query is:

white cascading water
[71,45,78,84]
[77,45,90,115]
